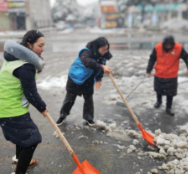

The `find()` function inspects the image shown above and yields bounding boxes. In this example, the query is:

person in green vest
[0,30,48,174]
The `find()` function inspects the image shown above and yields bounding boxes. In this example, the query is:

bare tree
[52,0,79,22]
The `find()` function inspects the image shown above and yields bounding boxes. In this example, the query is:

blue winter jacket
[68,47,106,85]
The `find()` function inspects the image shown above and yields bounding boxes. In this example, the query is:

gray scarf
[4,40,44,71]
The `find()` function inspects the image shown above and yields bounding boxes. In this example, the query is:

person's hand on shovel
[101,65,111,74]
[41,109,49,117]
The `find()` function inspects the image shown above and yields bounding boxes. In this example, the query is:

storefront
[0,0,10,31]
[100,0,118,28]
[124,3,188,29]
[0,0,52,31]
[8,0,26,30]
[141,3,187,29]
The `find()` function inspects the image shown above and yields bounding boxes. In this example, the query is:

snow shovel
[109,73,158,148]
[46,113,100,174]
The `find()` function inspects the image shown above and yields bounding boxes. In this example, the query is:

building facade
[99,0,188,29]
[26,0,52,30]
[0,0,10,31]
[100,0,119,28]
[0,0,52,31]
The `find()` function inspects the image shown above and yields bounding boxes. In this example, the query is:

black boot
[56,115,66,126]
[154,101,162,108]
[166,108,175,116]
[154,93,162,108]
[166,96,174,116]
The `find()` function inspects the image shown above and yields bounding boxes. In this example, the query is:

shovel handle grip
[46,113,74,156]
[109,73,140,125]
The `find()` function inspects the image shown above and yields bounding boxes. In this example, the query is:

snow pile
[119,126,188,173]
[95,120,117,132]
[96,120,188,173]
[158,158,188,174]
[146,151,166,160]
[125,129,142,139]
[127,145,137,153]
[145,127,188,173]
[37,75,67,90]
[113,144,126,150]
[94,120,142,142]
[150,168,159,174]
[53,131,64,138]
[133,139,140,145]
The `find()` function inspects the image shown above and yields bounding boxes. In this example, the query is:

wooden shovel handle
[109,73,140,125]
[46,113,74,156]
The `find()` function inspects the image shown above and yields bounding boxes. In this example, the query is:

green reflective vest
[0,60,36,118]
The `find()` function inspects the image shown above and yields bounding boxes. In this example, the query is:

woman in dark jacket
[56,37,112,126]
[146,35,188,116]
[0,30,48,174]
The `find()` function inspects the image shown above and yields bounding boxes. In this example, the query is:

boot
[86,120,95,126]
[154,93,162,108]
[154,101,162,108]
[166,96,174,116]
[166,108,175,116]
[56,115,66,126]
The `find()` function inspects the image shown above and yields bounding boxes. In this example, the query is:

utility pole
[25,0,31,30]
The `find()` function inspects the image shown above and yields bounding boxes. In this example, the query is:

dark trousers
[60,92,94,121]
[156,93,173,109]
[15,144,37,174]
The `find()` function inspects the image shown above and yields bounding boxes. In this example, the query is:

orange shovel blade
[73,160,100,174]
[142,129,155,146]
[138,123,156,147]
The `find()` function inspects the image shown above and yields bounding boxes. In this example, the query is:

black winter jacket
[66,49,112,95]
[4,52,46,112]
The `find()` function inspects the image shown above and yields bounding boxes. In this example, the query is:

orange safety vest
[154,42,182,78]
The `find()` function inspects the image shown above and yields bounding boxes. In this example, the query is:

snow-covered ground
[88,27,126,34]
[37,75,67,91]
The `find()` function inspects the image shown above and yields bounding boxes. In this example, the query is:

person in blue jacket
[56,37,112,126]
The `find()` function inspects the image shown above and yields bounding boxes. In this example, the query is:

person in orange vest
[146,35,188,116]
